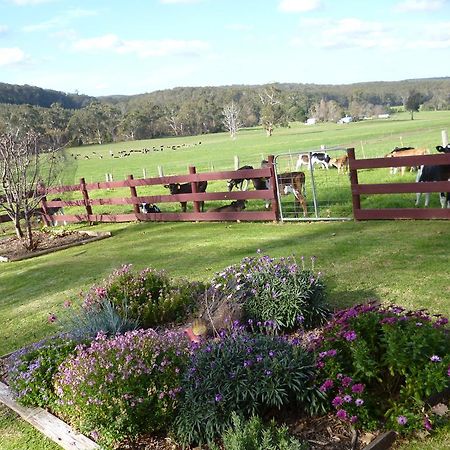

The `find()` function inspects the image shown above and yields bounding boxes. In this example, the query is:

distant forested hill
[0,82,94,108]
[0,77,448,145]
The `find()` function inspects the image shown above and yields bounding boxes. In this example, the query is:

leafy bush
[83,264,204,328]
[211,254,329,331]
[54,329,190,449]
[7,335,79,408]
[62,297,139,339]
[175,330,323,446]
[216,413,308,450]
[314,302,450,433]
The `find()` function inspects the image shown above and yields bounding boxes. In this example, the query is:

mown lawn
[1,111,449,449]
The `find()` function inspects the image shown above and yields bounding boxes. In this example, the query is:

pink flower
[47,313,57,323]
[397,415,408,426]
[336,409,347,420]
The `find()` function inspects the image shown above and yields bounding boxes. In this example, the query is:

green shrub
[211,254,329,331]
[217,413,308,450]
[175,330,322,446]
[314,302,450,433]
[83,264,204,328]
[7,335,79,408]
[54,329,190,449]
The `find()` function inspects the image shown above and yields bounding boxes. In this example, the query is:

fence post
[442,130,448,147]
[347,148,360,220]
[234,155,239,170]
[80,178,93,221]
[128,174,140,214]
[189,166,200,214]
[267,155,279,221]
[39,195,51,226]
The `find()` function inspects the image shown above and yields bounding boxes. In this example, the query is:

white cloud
[292,18,395,49]
[0,47,26,66]
[279,0,321,12]
[23,9,97,32]
[73,34,210,57]
[395,0,446,12]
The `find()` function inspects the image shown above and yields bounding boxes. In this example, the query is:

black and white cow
[295,152,331,170]
[139,203,161,213]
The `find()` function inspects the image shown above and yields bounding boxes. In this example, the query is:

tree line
[0,78,449,145]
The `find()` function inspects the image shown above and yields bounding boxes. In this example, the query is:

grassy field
[1,110,449,449]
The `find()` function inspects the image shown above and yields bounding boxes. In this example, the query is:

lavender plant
[54,329,190,449]
[314,302,450,433]
[217,412,308,450]
[211,254,329,331]
[175,330,323,446]
[82,264,204,328]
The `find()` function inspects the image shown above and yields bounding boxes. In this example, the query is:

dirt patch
[0,230,111,262]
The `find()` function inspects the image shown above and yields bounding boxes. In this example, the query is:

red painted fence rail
[347,148,450,220]
[39,156,279,224]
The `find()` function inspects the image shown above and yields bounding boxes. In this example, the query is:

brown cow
[277,171,307,217]
[385,147,429,175]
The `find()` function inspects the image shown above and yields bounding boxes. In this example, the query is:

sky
[0,0,449,97]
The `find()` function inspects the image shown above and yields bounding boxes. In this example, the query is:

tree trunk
[25,217,35,250]
[14,213,24,240]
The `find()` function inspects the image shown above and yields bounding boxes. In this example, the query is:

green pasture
[57,110,450,218]
[1,110,449,449]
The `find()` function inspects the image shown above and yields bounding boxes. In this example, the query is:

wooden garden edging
[347,148,450,220]
[0,381,98,450]
[39,156,279,224]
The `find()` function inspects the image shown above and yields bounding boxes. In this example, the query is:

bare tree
[0,131,64,250]
[222,101,242,139]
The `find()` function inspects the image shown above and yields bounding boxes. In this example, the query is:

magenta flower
[336,409,347,420]
[423,417,432,431]
[332,396,343,407]
[47,313,57,323]
[320,379,334,392]
[352,383,365,393]
[341,376,353,387]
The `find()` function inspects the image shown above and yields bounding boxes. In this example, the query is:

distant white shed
[305,118,317,125]
[338,116,353,124]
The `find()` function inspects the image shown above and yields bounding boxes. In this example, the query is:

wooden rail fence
[347,148,450,220]
[37,155,279,224]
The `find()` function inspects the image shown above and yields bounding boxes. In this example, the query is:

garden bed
[0,230,111,262]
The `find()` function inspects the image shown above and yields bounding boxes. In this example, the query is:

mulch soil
[0,230,95,260]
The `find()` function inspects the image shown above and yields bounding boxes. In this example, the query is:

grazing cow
[208,200,247,212]
[164,180,208,212]
[139,203,161,213]
[385,147,429,175]
[277,171,307,217]
[295,152,331,170]
[329,154,349,174]
[227,165,254,191]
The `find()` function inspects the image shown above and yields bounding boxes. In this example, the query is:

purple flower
[343,395,352,403]
[341,376,353,387]
[215,393,222,402]
[351,383,365,393]
[350,415,358,424]
[343,330,357,341]
[320,379,334,392]
[332,396,343,407]
[430,355,441,362]
[397,415,408,426]
[423,417,432,431]
[355,398,364,407]
[265,370,272,376]
[336,409,347,420]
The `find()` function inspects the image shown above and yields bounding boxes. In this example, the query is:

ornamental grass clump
[210,254,329,332]
[54,329,190,449]
[7,335,79,408]
[314,302,450,433]
[83,264,204,328]
[175,330,323,446]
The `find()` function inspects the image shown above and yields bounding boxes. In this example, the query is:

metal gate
[274,147,352,221]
